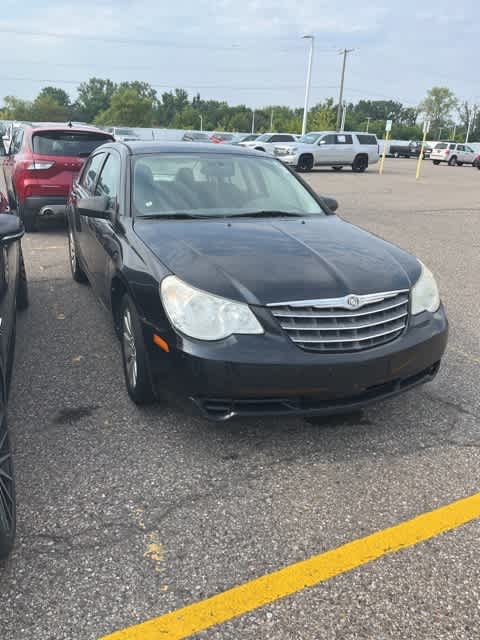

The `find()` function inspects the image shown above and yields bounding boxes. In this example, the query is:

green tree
[419,87,457,135]
[37,86,71,109]
[95,86,155,126]
[0,95,33,120]
[31,94,69,122]
[76,78,117,123]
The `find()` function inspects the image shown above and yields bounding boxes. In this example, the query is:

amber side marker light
[153,334,170,352]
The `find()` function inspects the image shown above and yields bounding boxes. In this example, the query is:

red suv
[2,124,113,231]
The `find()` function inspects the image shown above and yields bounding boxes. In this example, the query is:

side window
[80,153,106,193]
[320,134,336,145]
[269,135,282,143]
[335,134,353,144]
[449,144,456,150]
[466,146,474,153]
[11,129,24,154]
[457,145,465,152]
[95,153,121,202]
[275,135,294,142]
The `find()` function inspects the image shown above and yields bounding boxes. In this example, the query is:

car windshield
[298,133,321,144]
[116,128,135,135]
[132,153,325,218]
[241,134,258,142]
[256,134,271,142]
[32,131,111,156]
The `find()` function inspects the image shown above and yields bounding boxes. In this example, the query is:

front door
[315,134,337,165]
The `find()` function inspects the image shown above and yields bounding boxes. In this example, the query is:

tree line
[0,79,478,141]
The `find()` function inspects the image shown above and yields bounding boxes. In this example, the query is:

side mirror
[77,194,110,219]
[322,196,339,213]
[318,139,326,145]
[0,214,24,242]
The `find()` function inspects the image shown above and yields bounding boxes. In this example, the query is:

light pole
[465,107,476,143]
[270,109,274,131]
[340,102,347,132]
[301,35,314,136]
[366,117,371,132]
[199,114,203,132]
[336,48,354,132]
[251,109,255,134]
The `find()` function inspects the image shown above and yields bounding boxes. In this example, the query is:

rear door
[89,151,122,301]
[30,130,113,199]
[334,134,354,163]
[70,151,107,281]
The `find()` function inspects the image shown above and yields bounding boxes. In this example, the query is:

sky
[0,0,479,109]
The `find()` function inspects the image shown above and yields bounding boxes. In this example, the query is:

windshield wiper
[224,210,304,218]
[138,213,211,220]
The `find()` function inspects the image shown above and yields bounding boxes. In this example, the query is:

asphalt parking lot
[1,158,480,639]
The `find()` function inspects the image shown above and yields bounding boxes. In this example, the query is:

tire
[332,166,343,171]
[352,155,368,173]
[16,248,28,311]
[0,416,16,560]
[448,156,457,166]
[68,226,87,283]
[18,204,37,233]
[120,294,155,405]
[433,160,440,165]
[296,154,314,172]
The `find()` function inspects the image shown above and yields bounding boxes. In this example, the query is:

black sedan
[66,142,448,421]
[0,213,28,558]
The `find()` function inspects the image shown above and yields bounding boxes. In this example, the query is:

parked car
[182,132,212,143]
[66,141,447,421]
[430,142,477,166]
[239,133,298,154]
[274,131,379,172]
[388,141,422,158]
[210,133,235,144]
[103,127,140,142]
[231,133,260,145]
[422,144,433,159]
[0,212,28,558]
[0,124,114,231]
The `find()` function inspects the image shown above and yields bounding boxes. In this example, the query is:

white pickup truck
[274,131,379,172]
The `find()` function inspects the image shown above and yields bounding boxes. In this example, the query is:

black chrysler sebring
[66,142,448,421]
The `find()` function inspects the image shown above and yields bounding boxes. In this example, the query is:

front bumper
[144,306,448,421]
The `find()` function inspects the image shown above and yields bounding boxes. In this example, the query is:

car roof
[119,141,273,156]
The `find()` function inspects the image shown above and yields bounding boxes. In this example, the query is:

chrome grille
[268,290,409,353]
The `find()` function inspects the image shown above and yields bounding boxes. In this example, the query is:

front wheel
[120,294,155,405]
[0,417,16,560]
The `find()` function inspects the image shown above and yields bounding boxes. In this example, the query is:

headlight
[160,276,263,341]
[411,262,440,315]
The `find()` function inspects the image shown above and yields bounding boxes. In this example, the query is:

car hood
[133,216,421,306]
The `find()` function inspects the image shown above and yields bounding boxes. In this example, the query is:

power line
[0,28,339,53]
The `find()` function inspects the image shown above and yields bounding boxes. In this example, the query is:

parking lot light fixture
[301,35,314,136]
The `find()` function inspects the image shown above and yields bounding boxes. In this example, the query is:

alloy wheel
[0,421,15,536]
[122,308,138,390]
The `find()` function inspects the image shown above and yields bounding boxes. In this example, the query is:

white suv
[239,133,298,154]
[273,131,379,172]
[430,142,477,166]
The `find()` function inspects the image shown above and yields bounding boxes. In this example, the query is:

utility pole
[340,102,347,132]
[336,48,354,131]
[301,35,314,136]
[251,109,255,134]
[366,117,371,132]
[270,109,274,131]
[465,107,476,143]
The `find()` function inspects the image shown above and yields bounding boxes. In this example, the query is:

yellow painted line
[100,492,480,640]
